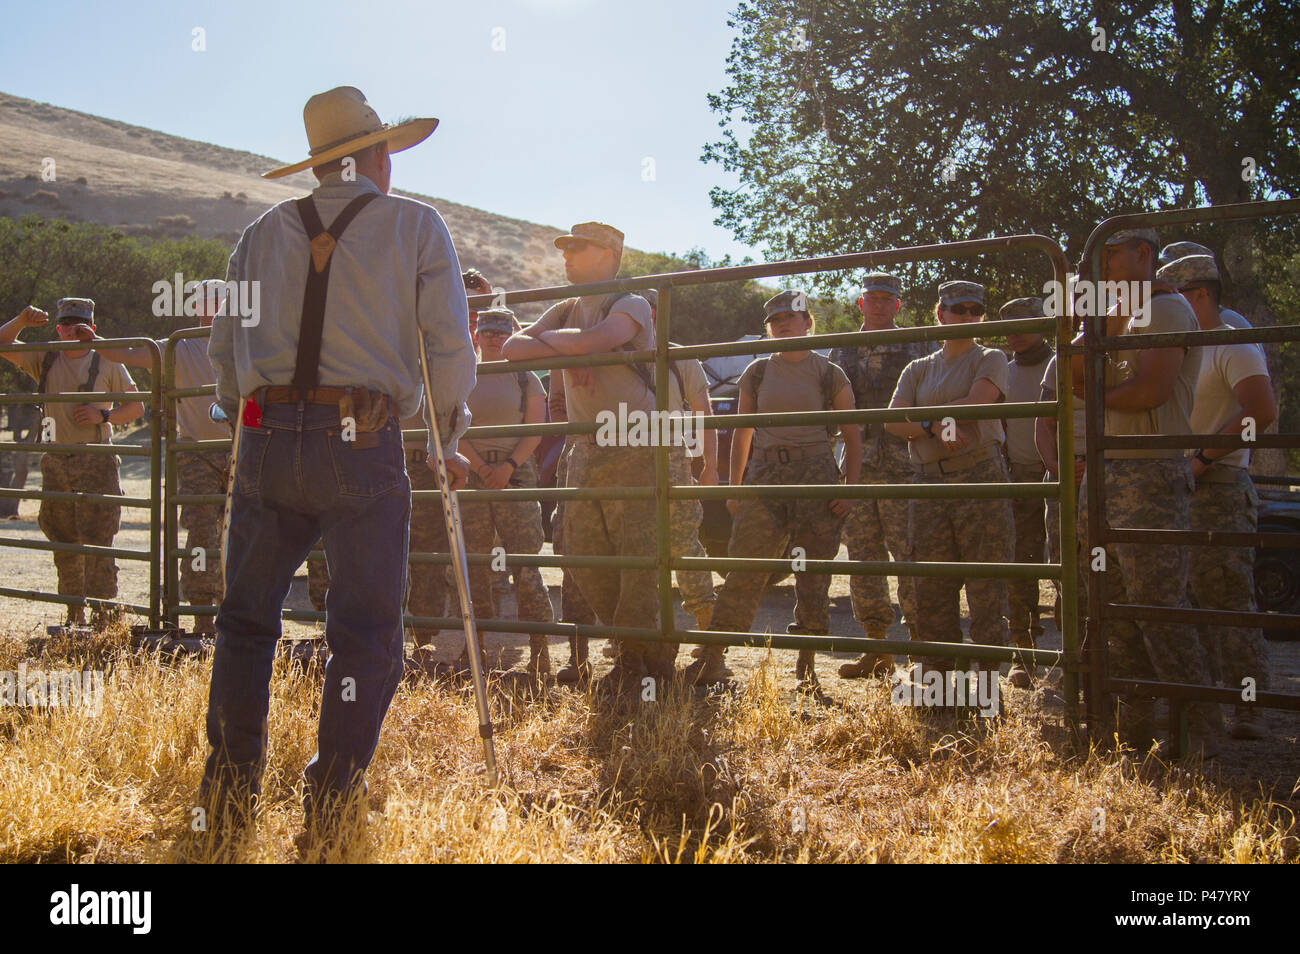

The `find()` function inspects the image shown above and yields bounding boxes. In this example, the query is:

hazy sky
[0,0,759,261]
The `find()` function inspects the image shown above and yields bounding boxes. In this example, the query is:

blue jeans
[201,402,411,821]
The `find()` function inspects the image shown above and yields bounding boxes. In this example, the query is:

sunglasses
[477,329,510,339]
[944,304,985,316]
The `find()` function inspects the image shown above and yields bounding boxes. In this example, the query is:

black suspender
[291,192,379,389]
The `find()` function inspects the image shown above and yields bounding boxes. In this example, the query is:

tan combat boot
[838,623,894,679]
[555,635,590,685]
[526,634,551,677]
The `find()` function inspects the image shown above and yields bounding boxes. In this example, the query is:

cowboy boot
[556,635,590,685]
[839,623,894,679]
[526,634,551,677]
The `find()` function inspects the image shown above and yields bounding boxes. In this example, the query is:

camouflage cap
[1105,227,1159,248]
[998,296,1047,320]
[553,222,624,260]
[763,289,811,322]
[1159,241,1213,267]
[860,271,901,297]
[938,280,984,307]
[54,297,95,323]
[1156,254,1219,287]
[199,279,229,311]
[475,307,518,334]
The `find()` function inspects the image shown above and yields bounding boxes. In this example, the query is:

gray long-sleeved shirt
[208,172,475,453]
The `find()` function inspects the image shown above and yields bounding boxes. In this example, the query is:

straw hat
[263,86,438,179]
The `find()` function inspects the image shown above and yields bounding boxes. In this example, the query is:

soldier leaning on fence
[993,296,1054,688]
[459,307,555,676]
[699,290,860,691]
[502,221,668,695]
[202,87,475,841]
[99,279,229,636]
[1159,253,1276,742]
[1068,227,1222,756]
[0,299,144,628]
[830,271,929,680]
[642,288,720,671]
[886,281,1013,680]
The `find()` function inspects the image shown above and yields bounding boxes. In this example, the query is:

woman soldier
[886,281,1012,682]
[693,290,860,690]
[459,307,556,675]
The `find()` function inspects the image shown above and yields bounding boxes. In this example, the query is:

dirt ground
[2,443,1297,801]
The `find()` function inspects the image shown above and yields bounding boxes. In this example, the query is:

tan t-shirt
[892,345,1008,465]
[173,337,226,442]
[1189,323,1269,470]
[531,294,655,424]
[664,354,710,411]
[739,350,851,452]
[1039,354,1087,457]
[15,349,135,445]
[1005,349,1052,466]
[465,369,544,458]
[1104,292,1201,459]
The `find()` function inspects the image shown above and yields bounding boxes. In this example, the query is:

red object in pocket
[242,398,263,429]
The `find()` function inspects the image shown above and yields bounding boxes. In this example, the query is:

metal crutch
[417,343,499,787]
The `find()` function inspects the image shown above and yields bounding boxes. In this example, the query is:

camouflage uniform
[669,446,715,617]
[831,340,928,632]
[307,447,450,645]
[177,448,230,608]
[1188,468,1270,720]
[911,454,1013,661]
[1007,459,1047,635]
[460,458,554,627]
[39,451,122,600]
[710,452,845,638]
[562,441,663,674]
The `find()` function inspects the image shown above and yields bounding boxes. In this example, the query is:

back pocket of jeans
[327,423,405,497]
[233,426,270,495]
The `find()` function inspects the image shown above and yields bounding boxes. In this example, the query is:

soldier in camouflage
[830,272,928,679]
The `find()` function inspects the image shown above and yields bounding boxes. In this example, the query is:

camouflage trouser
[460,459,554,626]
[38,451,122,599]
[308,449,450,644]
[710,452,844,636]
[1008,460,1047,635]
[1188,468,1269,702]
[669,448,715,616]
[563,442,661,665]
[842,457,916,630]
[911,454,1012,649]
[177,449,229,607]
[553,438,595,627]
[1079,458,1211,688]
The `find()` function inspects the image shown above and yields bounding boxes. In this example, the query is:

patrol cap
[199,279,229,312]
[938,281,984,307]
[475,307,518,334]
[1156,254,1219,287]
[1159,241,1213,266]
[554,222,624,261]
[54,297,95,324]
[1105,227,1159,249]
[998,296,1047,320]
[860,271,901,297]
[763,289,811,322]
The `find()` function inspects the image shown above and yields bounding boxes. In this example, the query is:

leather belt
[758,445,830,464]
[920,444,998,477]
[258,385,383,406]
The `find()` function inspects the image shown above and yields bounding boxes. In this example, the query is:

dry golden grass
[0,627,1295,864]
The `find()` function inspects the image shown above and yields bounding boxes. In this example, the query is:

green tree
[617,247,777,343]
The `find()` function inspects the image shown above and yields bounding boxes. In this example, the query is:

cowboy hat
[263,86,438,179]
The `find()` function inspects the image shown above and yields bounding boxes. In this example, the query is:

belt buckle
[777,448,791,464]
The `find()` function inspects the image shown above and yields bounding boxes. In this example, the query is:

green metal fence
[154,233,1081,722]
[1078,198,1300,751]
[0,337,163,624]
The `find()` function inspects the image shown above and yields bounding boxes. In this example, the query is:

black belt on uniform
[757,445,830,464]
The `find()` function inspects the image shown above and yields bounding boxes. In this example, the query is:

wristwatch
[504,458,519,472]
[99,408,111,424]
[921,421,934,437]
[1193,449,1213,466]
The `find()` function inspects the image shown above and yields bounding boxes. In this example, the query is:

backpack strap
[36,350,58,398]
[79,351,102,393]
[747,356,771,404]
[516,371,530,415]
[291,192,379,390]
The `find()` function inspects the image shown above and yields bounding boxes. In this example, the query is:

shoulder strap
[291,192,379,389]
[36,350,58,397]
[516,371,530,415]
[79,351,102,393]
[819,356,835,410]
[748,356,771,401]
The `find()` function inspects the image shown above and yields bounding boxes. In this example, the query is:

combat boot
[838,624,894,679]
[794,649,820,692]
[1229,706,1266,740]
[682,646,730,686]
[1005,630,1036,689]
[65,603,86,628]
[594,643,648,699]
[555,635,590,685]
[526,634,551,677]
[89,603,123,632]
[1115,696,1157,752]
[1183,703,1225,761]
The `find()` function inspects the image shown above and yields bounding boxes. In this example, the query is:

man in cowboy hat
[202,86,476,842]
